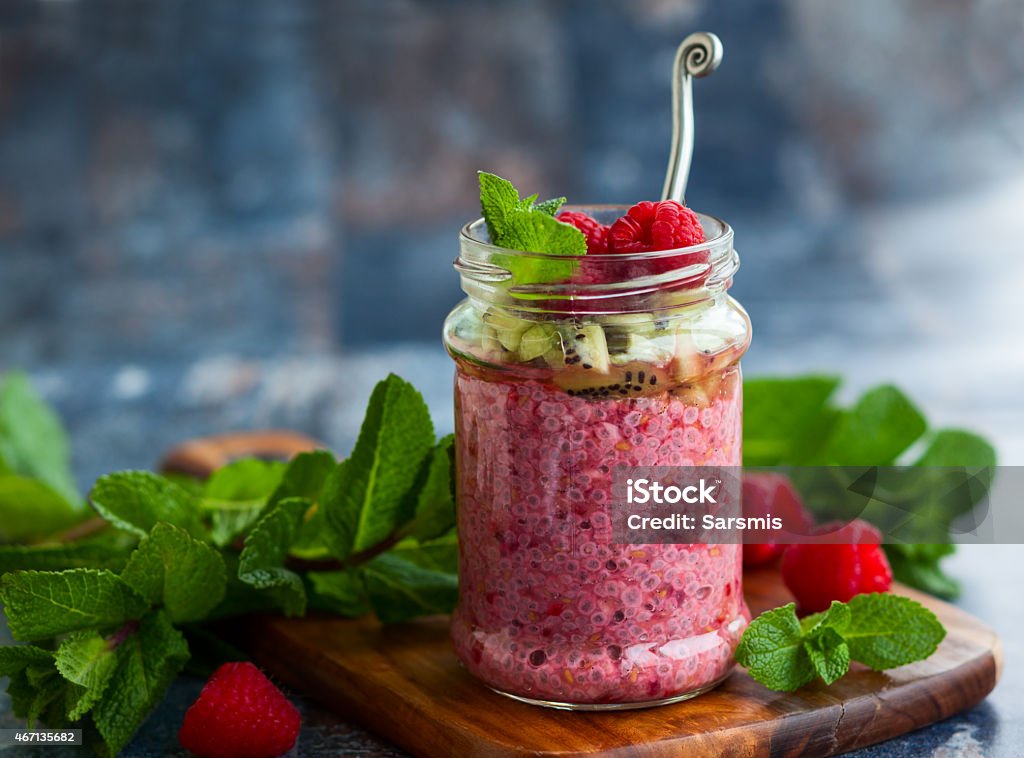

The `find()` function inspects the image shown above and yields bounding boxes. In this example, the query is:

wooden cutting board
[161,432,1001,758]
[227,572,1000,758]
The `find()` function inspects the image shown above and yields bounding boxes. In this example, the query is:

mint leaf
[238,498,310,616]
[742,376,840,466]
[479,171,522,241]
[4,667,52,725]
[884,543,960,599]
[202,459,286,547]
[54,631,119,720]
[308,570,371,617]
[390,532,458,575]
[270,450,336,505]
[915,429,997,467]
[0,645,53,676]
[492,214,585,284]
[20,661,66,727]
[323,375,435,560]
[735,603,816,692]
[0,569,147,640]
[208,507,264,550]
[2,656,68,727]
[0,533,135,575]
[478,172,585,285]
[5,668,43,722]
[803,627,849,685]
[843,593,946,670]
[362,554,457,623]
[90,471,202,539]
[91,611,189,758]
[269,450,337,556]
[205,552,282,620]
[0,475,82,542]
[741,595,947,692]
[818,385,927,465]
[800,600,852,636]
[204,459,285,501]
[0,371,79,505]
[406,436,455,541]
[119,523,226,623]
[533,196,567,216]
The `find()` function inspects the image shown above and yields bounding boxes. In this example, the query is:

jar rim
[458,205,734,262]
[454,205,739,314]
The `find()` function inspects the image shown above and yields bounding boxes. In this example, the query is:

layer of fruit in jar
[446,299,749,401]
[450,352,748,704]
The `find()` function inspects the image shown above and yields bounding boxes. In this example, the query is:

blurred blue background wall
[2,0,1024,477]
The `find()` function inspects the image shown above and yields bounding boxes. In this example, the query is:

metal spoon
[661,32,724,204]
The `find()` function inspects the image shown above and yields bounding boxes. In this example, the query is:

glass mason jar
[443,207,751,709]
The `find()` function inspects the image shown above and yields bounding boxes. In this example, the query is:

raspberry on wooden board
[781,520,894,614]
[178,662,301,758]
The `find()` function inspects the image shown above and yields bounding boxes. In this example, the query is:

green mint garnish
[736,594,946,692]
[478,171,584,285]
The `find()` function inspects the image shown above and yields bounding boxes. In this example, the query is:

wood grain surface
[228,573,1000,758]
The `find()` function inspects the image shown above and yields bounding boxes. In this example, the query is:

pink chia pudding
[449,361,748,706]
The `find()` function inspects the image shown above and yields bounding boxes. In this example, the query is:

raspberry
[564,202,708,288]
[556,211,609,254]
[781,520,893,614]
[741,473,814,568]
[179,662,301,758]
[607,200,705,255]
[557,211,613,286]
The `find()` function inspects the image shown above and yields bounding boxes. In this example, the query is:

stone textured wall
[1,0,1023,360]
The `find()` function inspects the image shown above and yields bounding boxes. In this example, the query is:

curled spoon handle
[661,32,723,204]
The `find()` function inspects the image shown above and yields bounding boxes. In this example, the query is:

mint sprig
[0,370,457,756]
[478,171,585,285]
[0,370,456,753]
[736,594,946,692]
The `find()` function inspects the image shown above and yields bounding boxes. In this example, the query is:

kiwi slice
[603,312,656,353]
[518,323,557,362]
[483,308,530,352]
[553,361,673,397]
[542,338,566,369]
[562,324,610,373]
[481,325,502,354]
